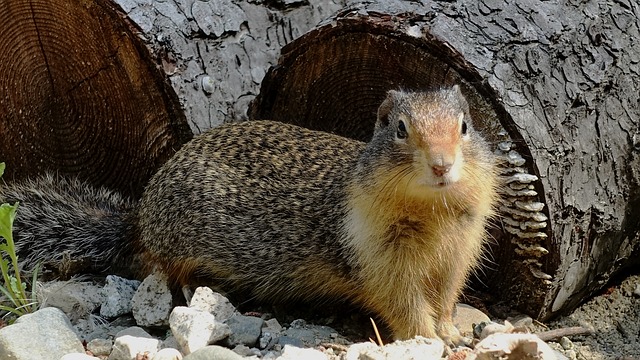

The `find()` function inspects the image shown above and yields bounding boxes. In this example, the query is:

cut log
[249,1,640,320]
[0,0,192,197]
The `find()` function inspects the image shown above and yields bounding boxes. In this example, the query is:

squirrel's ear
[376,90,399,130]
[451,84,469,107]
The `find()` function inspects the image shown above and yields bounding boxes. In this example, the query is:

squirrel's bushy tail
[0,174,137,278]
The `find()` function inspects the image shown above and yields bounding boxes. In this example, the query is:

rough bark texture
[0,0,192,197]
[110,0,347,133]
[248,0,640,320]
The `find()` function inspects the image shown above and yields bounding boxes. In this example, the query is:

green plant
[0,163,39,320]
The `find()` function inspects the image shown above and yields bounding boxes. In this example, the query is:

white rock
[480,321,515,340]
[169,306,231,355]
[61,354,101,360]
[0,307,85,359]
[100,275,141,318]
[471,333,557,359]
[152,347,184,360]
[346,337,445,360]
[38,281,104,322]
[131,272,173,327]
[278,345,328,359]
[109,332,160,360]
[189,287,238,322]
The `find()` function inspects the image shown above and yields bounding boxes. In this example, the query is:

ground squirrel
[1,86,498,342]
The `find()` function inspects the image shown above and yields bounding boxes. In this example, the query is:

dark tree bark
[106,0,347,133]
[0,0,192,197]
[249,0,640,320]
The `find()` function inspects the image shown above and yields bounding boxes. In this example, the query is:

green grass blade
[30,263,40,312]
[0,304,24,318]
[0,283,19,308]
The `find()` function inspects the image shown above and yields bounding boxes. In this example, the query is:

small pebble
[86,338,113,357]
[559,336,573,350]
[506,314,533,329]
[565,349,577,360]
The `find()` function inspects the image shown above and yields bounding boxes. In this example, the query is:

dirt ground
[543,274,640,360]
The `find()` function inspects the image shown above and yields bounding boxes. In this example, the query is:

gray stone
[0,307,84,359]
[259,331,274,350]
[264,318,283,332]
[232,344,260,357]
[281,322,341,347]
[131,272,173,327]
[170,306,231,354]
[507,314,534,329]
[183,345,244,360]
[633,284,640,297]
[152,347,184,360]
[189,287,238,322]
[345,337,445,360]
[277,336,304,348]
[225,315,264,347]
[259,318,283,349]
[87,338,114,357]
[453,303,491,337]
[38,281,104,323]
[100,275,141,318]
[161,335,181,350]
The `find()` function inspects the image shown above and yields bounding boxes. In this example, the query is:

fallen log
[0,0,192,197]
[249,0,640,320]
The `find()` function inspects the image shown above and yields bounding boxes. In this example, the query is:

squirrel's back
[137,121,366,302]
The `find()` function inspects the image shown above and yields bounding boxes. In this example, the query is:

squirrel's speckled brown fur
[0,86,498,342]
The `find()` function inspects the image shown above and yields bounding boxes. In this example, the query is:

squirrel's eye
[461,121,468,135]
[397,120,407,139]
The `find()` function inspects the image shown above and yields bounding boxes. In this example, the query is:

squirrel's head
[374,85,476,191]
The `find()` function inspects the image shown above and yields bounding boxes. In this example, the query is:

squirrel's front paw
[439,322,469,347]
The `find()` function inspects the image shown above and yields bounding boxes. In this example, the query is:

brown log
[0,0,192,197]
[249,1,640,320]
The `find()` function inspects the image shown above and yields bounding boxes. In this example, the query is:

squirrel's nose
[431,164,452,177]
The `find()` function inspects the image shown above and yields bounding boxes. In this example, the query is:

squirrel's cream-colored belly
[343,173,493,340]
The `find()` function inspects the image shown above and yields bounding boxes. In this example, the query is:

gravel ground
[542,274,640,360]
